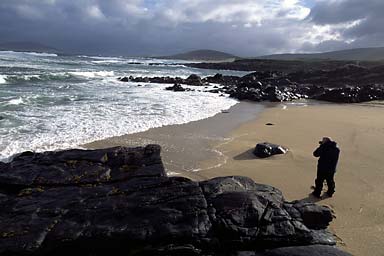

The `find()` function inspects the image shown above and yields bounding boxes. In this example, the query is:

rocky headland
[0,145,351,255]
[119,62,384,103]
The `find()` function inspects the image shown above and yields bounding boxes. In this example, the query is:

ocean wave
[88,56,123,60]
[0,83,239,161]
[7,97,24,105]
[0,50,58,57]
[77,54,192,66]
[0,75,7,84]
[24,52,58,57]
[1,73,71,84]
[91,60,122,64]
[68,71,115,78]
[0,70,116,84]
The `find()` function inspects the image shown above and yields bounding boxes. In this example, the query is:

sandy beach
[86,101,384,256]
[85,101,267,178]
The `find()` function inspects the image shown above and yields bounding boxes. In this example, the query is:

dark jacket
[313,141,340,173]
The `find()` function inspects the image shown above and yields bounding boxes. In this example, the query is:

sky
[0,0,383,56]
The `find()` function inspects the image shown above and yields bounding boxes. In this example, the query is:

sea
[0,51,250,161]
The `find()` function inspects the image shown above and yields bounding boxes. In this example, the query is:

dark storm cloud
[307,0,384,51]
[308,0,365,25]
[0,0,382,56]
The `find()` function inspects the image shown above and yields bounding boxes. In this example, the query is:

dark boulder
[0,145,348,255]
[253,142,288,158]
[229,87,264,102]
[165,83,189,92]
[297,85,325,98]
[119,76,129,82]
[315,85,384,103]
[211,73,223,82]
[185,74,204,86]
[263,86,284,102]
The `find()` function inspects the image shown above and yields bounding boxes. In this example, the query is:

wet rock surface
[0,146,348,255]
[165,83,191,92]
[119,63,384,103]
[253,143,288,158]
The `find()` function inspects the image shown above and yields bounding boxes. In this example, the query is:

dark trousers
[314,170,335,195]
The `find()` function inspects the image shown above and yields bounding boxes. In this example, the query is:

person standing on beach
[312,137,340,198]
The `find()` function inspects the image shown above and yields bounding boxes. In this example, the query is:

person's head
[319,137,332,144]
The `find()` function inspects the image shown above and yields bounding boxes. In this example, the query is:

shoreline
[84,101,269,179]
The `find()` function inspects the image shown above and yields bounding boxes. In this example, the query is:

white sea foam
[0,73,71,83]
[68,71,115,78]
[24,52,58,57]
[91,60,122,64]
[8,97,24,105]
[0,75,7,84]
[0,50,57,57]
[87,56,124,60]
[0,82,238,160]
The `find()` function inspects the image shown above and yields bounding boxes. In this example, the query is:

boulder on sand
[253,142,288,158]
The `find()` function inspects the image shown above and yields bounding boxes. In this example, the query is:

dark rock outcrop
[253,142,288,158]
[165,83,190,92]
[0,146,349,255]
[118,62,384,103]
[185,74,204,86]
[119,76,129,82]
[315,85,384,103]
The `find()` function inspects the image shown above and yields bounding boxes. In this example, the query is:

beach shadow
[233,148,257,160]
[298,192,330,203]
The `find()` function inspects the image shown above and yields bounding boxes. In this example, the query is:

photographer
[312,137,340,198]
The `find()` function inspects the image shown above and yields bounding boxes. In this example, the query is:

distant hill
[0,41,60,54]
[159,49,239,61]
[258,47,384,61]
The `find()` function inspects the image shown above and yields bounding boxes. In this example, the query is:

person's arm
[333,148,340,171]
[313,145,323,157]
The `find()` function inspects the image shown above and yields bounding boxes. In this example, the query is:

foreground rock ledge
[0,145,351,255]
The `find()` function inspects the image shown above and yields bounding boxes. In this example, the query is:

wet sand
[85,101,267,178]
[85,101,384,255]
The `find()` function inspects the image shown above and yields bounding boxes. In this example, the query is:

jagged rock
[296,85,325,98]
[211,73,223,82]
[284,200,334,230]
[165,83,189,92]
[264,86,285,102]
[118,69,384,103]
[0,145,347,255]
[119,76,129,82]
[185,74,204,86]
[315,85,384,103]
[253,142,288,158]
